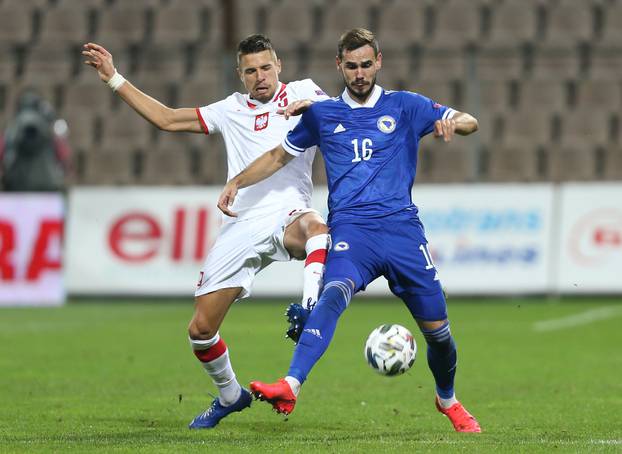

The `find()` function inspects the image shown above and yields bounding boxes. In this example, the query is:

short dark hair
[237,34,276,64]
[337,28,379,60]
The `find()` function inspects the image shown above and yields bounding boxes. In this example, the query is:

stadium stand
[0,0,620,185]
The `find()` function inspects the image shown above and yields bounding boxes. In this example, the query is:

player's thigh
[189,287,243,339]
[281,208,327,260]
[196,221,261,301]
[324,222,383,291]
[384,218,447,321]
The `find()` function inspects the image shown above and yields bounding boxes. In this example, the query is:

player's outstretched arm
[434,112,478,142]
[82,43,202,133]
[218,145,294,217]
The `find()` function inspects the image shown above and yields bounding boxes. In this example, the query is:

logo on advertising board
[254,112,269,131]
[568,208,622,266]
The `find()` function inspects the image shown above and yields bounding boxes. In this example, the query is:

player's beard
[344,75,376,102]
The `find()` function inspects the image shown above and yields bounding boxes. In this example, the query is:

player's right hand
[217,181,239,217]
[82,43,116,83]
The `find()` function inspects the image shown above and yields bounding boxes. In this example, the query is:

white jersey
[196,79,329,220]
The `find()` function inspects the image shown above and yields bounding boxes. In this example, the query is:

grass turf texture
[1,298,621,453]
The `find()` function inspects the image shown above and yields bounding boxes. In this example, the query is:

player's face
[238,50,282,103]
[337,45,382,102]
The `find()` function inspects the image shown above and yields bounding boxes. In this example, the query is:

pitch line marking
[533,306,622,332]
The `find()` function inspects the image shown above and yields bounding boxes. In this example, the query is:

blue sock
[287,281,352,383]
[422,322,457,399]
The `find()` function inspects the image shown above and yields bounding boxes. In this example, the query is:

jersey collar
[246,82,286,109]
[341,84,383,109]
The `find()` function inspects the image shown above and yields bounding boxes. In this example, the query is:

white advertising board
[66,185,557,297]
[0,193,65,306]
[412,184,555,295]
[556,183,622,293]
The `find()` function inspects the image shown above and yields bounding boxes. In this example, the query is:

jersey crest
[254,112,269,131]
[377,115,396,134]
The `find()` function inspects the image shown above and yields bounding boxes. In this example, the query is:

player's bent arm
[452,111,478,135]
[115,81,203,133]
[218,145,294,216]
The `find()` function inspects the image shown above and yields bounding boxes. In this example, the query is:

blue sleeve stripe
[442,108,457,120]
[282,137,305,156]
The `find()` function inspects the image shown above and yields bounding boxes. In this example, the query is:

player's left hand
[434,118,456,142]
[217,182,239,217]
[278,99,313,119]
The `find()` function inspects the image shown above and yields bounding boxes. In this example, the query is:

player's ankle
[437,393,458,409]
[284,376,301,396]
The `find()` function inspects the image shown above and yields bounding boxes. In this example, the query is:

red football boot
[249,378,297,415]
[435,397,482,433]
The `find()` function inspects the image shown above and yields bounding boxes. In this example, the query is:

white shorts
[195,207,321,300]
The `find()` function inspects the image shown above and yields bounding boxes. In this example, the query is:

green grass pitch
[1,298,621,453]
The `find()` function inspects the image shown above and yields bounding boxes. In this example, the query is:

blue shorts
[325,211,447,321]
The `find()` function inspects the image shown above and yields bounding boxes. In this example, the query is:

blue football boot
[285,302,312,344]
[188,388,252,429]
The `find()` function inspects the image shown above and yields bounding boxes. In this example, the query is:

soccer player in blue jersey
[217,28,481,432]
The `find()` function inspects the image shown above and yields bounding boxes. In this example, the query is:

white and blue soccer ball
[364,324,417,376]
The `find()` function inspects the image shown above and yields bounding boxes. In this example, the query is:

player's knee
[319,279,354,314]
[188,315,219,340]
[421,321,453,347]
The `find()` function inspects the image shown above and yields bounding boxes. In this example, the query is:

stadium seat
[189,45,226,83]
[195,134,227,184]
[177,79,226,109]
[530,46,581,80]
[134,44,188,84]
[307,49,346,98]
[588,46,622,81]
[61,110,98,153]
[233,0,271,44]
[54,0,107,8]
[264,1,314,51]
[573,80,621,114]
[0,6,34,45]
[38,6,91,46]
[0,44,16,83]
[499,110,554,148]
[99,109,155,151]
[428,0,483,48]
[547,144,598,182]
[475,46,524,81]
[603,145,622,180]
[62,80,115,116]
[478,80,511,114]
[599,3,622,46]
[375,0,427,50]
[419,139,476,183]
[517,80,567,114]
[375,49,411,90]
[541,1,595,47]
[96,6,149,48]
[418,45,466,82]
[486,145,539,182]
[558,110,613,149]
[22,43,76,85]
[313,4,373,52]
[151,5,204,46]
[140,149,193,185]
[82,149,136,184]
[411,80,457,108]
[487,1,538,46]
[1,0,48,9]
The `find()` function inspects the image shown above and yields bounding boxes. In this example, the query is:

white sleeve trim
[282,137,305,156]
[442,108,457,120]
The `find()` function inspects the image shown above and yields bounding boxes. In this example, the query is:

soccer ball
[364,324,417,376]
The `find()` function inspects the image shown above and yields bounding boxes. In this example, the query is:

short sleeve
[282,108,320,157]
[404,92,457,138]
[196,101,226,135]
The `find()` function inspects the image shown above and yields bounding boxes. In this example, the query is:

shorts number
[419,244,435,270]
[351,138,373,162]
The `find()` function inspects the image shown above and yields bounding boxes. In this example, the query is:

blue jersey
[282,85,455,225]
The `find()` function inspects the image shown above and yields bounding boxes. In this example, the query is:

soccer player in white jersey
[82,35,330,429]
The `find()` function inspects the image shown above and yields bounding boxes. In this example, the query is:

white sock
[438,393,458,409]
[284,376,301,397]
[190,335,242,406]
[301,234,329,310]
